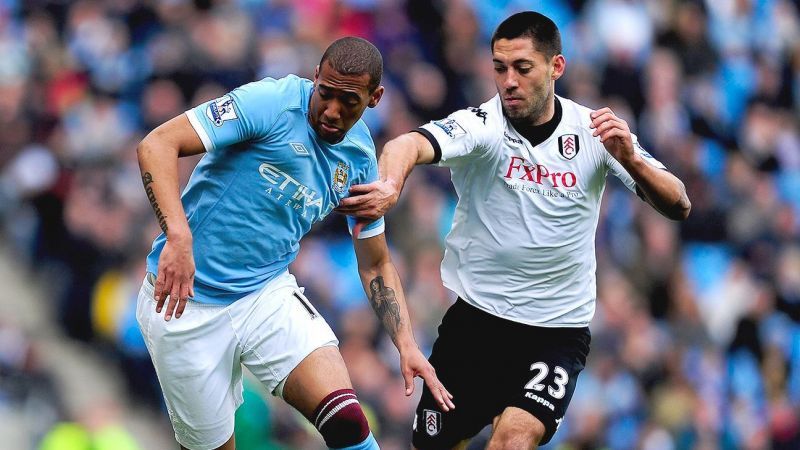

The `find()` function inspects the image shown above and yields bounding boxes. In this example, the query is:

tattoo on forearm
[369,276,402,339]
[142,172,168,234]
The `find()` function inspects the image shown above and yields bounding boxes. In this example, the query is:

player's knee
[488,424,544,450]
[313,389,370,448]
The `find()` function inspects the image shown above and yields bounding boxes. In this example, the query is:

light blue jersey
[146,75,384,305]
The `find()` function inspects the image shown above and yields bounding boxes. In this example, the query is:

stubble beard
[502,83,552,128]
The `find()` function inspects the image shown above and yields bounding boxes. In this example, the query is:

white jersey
[417,95,666,327]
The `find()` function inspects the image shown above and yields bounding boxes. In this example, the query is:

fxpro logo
[503,156,577,188]
[258,163,329,218]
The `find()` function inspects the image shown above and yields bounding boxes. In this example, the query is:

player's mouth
[504,97,523,106]
[320,122,341,134]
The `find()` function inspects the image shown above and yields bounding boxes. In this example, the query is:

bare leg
[281,345,354,421]
[485,407,545,450]
[411,438,470,450]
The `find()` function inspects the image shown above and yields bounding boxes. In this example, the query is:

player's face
[309,62,383,144]
[492,38,565,125]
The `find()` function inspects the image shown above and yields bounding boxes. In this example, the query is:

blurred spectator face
[309,61,383,144]
[492,38,564,124]
[141,79,184,130]
[405,62,446,112]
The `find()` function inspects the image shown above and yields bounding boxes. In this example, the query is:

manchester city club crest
[332,161,349,193]
[423,409,442,436]
[557,134,580,160]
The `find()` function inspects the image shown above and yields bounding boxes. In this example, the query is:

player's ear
[367,85,384,108]
[314,65,320,81]
[551,55,565,81]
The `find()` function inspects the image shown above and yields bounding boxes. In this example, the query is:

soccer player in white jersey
[136,37,453,450]
[337,13,691,449]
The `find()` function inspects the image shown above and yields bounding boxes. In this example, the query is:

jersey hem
[451,290,592,328]
[354,222,384,239]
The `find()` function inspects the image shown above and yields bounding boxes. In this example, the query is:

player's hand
[400,346,455,412]
[154,232,195,321]
[590,107,634,165]
[335,179,400,221]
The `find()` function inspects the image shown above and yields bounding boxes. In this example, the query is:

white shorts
[136,271,338,450]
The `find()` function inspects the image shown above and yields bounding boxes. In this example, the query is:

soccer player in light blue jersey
[135,37,454,450]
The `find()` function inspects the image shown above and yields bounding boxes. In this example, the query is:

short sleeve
[606,134,667,193]
[346,215,385,239]
[415,106,493,167]
[185,79,287,152]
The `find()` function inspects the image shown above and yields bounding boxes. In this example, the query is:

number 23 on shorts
[524,362,569,399]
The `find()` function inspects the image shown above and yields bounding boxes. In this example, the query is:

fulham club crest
[558,134,580,160]
[423,409,442,436]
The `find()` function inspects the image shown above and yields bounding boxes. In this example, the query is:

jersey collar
[507,97,563,148]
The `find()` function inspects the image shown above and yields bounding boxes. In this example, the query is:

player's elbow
[137,130,177,166]
[678,198,692,220]
[665,179,691,221]
[668,196,691,221]
[136,136,155,167]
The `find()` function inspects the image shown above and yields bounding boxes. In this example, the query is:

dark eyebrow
[341,91,360,102]
[492,58,535,65]
[318,83,361,101]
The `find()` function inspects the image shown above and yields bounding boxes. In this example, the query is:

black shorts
[412,299,590,448]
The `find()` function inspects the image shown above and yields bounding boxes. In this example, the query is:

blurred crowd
[0,0,799,449]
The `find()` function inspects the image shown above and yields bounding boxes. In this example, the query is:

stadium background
[0,0,799,449]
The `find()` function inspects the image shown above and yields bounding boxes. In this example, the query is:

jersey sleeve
[346,141,385,239]
[415,106,493,167]
[605,134,667,193]
[185,79,285,152]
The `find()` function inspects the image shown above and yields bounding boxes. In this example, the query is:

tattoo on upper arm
[369,276,402,338]
[142,172,168,234]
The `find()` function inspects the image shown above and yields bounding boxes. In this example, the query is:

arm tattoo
[142,172,168,234]
[369,276,402,339]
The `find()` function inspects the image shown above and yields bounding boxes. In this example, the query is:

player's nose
[503,70,519,91]
[324,101,342,122]
[503,73,519,90]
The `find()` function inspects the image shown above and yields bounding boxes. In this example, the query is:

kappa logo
[557,134,579,160]
[206,95,237,127]
[504,131,523,145]
[469,107,487,124]
[290,142,309,156]
[433,118,466,139]
[332,161,349,193]
[423,409,441,436]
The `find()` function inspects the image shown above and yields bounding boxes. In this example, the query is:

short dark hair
[319,37,383,92]
[491,11,562,59]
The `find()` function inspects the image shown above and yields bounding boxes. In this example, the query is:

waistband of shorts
[141,272,223,308]
[142,270,295,306]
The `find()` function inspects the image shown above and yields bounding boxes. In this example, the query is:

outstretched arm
[137,114,206,320]
[353,233,455,411]
[591,107,691,220]
[336,132,436,221]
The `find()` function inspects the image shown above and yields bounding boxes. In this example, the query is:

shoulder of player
[343,120,378,163]
[231,74,307,111]
[448,95,505,138]
[555,96,607,153]
[556,96,594,129]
